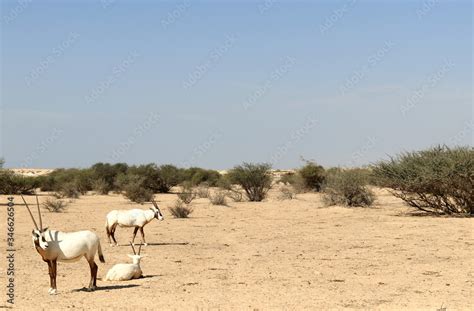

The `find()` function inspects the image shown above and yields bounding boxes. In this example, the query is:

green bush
[228,163,272,202]
[92,178,109,195]
[123,181,154,204]
[0,170,38,194]
[322,169,375,207]
[181,167,221,186]
[90,163,128,193]
[298,162,326,192]
[372,145,473,216]
[58,182,80,199]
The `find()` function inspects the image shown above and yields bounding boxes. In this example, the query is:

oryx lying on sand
[105,199,164,246]
[105,243,144,281]
[21,195,105,295]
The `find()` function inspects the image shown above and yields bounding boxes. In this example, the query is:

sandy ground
[1,188,472,310]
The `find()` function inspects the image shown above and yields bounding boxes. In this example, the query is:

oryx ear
[32,230,35,235]
[42,227,49,232]
[127,254,134,258]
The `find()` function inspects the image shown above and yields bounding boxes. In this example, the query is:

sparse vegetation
[372,145,473,216]
[278,186,296,200]
[322,169,375,207]
[227,163,272,202]
[0,170,38,194]
[123,179,154,204]
[177,185,196,204]
[42,197,68,212]
[209,190,227,205]
[195,184,210,198]
[298,161,326,192]
[169,199,194,218]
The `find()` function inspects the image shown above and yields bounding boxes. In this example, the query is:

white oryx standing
[104,243,144,281]
[21,195,105,295]
[105,199,164,246]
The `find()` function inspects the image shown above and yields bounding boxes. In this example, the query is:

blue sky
[1,0,472,169]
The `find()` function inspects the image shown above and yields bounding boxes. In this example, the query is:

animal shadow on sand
[116,242,189,247]
[72,284,140,292]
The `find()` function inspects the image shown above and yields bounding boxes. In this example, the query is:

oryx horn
[20,194,39,230]
[130,242,136,255]
[36,194,43,231]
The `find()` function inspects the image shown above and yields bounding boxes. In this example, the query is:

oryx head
[151,199,164,221]
[128,242,144,264]
[21,194,49,250]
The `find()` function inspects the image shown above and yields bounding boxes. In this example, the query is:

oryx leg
[110,223,118,246]
[48,260,57,295]
[139,227,147,246]
[131,227,139,245]
[87,259,98,291]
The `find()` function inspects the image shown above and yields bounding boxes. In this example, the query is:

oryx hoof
[48,288,57,295]
[86,286,97,292]
[143,243,148,247]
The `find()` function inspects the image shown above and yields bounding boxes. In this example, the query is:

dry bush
[278,186,296,200]
[195,185,210,198]
[322,169,375,207]
[177,189,196,204]
[58,182,80,199]
[42,197,68,213]
[226,190,243,202]
[92,178,109,195]
[169,200,193,218]
[209,190,227,206]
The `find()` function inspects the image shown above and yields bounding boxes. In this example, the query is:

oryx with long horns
[105,199,164,246]
[104,243,145,281]
[21,194,105,295]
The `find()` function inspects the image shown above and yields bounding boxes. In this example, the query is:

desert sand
[1,188,472,310]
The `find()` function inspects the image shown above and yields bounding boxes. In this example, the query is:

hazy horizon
[1,1,472,170]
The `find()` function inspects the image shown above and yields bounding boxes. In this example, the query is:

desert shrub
[209,190,227,205]
[372,145,473,216]
[322,169,375,207]
[36,168,93,194]
[0,170,38,194]
[278,186,296,200]
[169,200,193,218]
[58,182,80,198]
[90,162,128,193]
[177,185,196,204]
[181,167,221,186]
[226,190,243,202]
[298,162,326,192]
[42,197,68,213]
[92,178,109,195]
[279,172,307,193]
[227,163,272,202]
[123,181,154,204]
[195,184,210,198]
